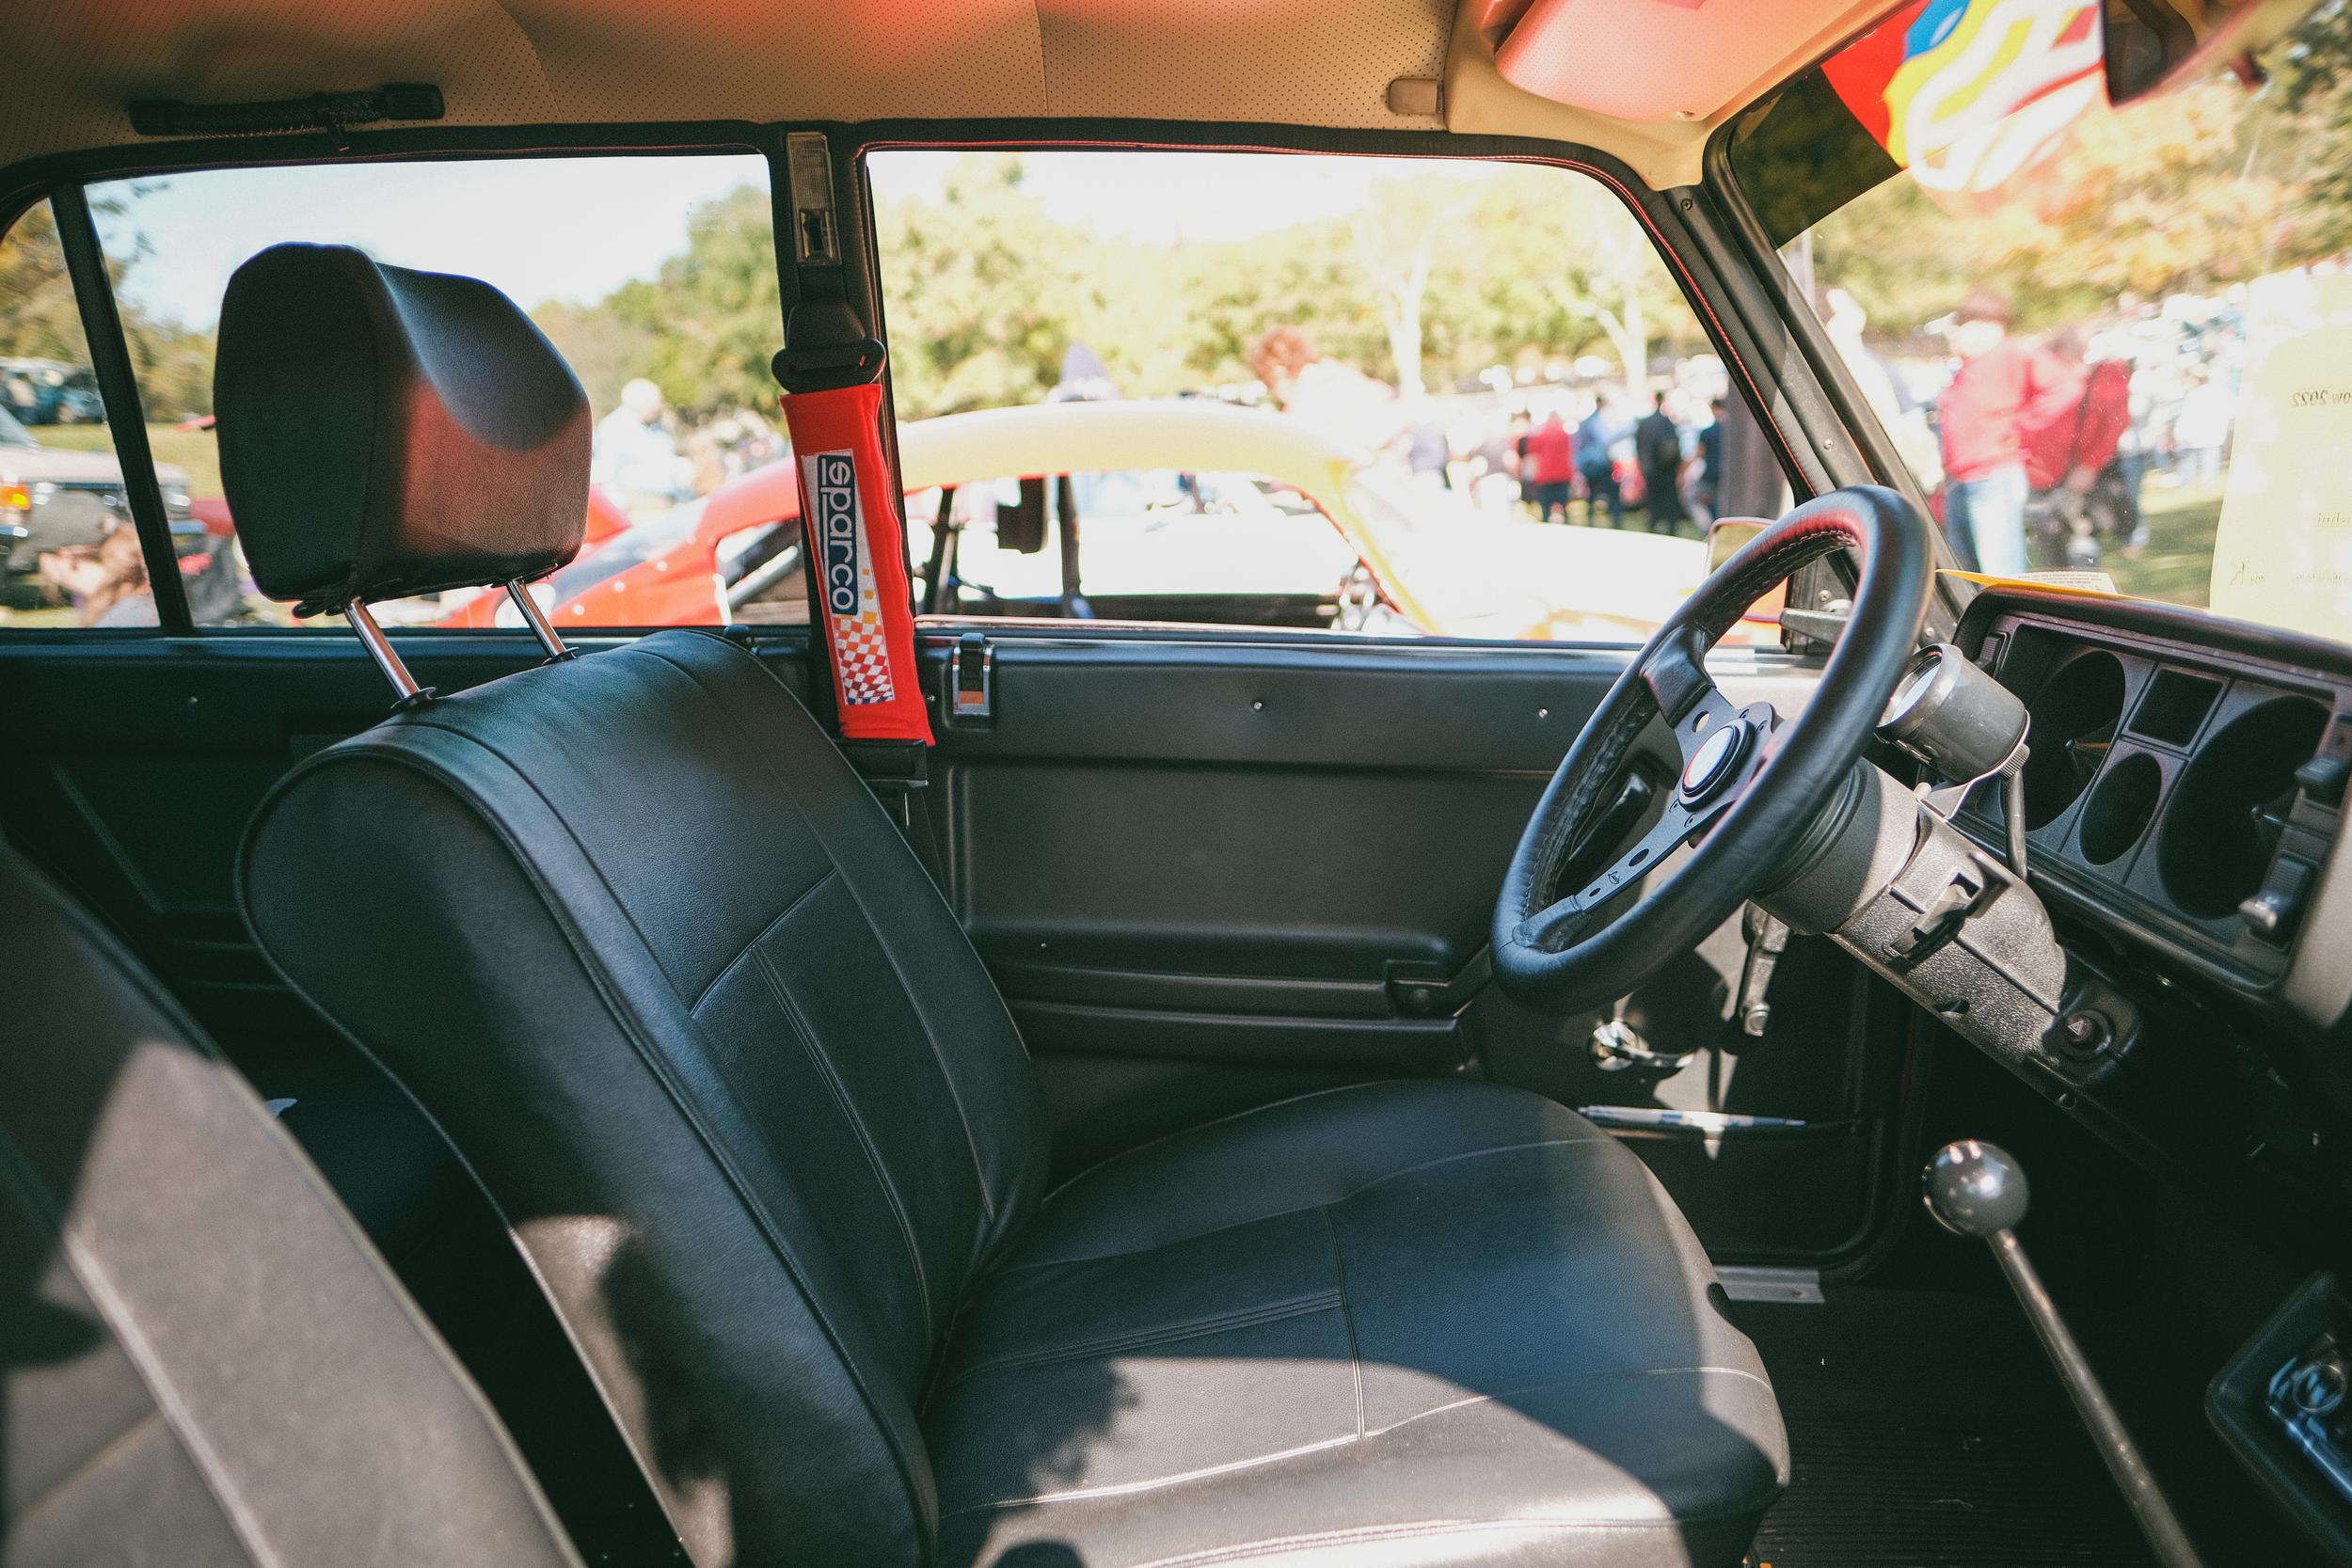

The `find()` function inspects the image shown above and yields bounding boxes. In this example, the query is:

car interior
[8,3,2352,1567]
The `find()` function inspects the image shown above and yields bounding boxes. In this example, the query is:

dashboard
[1957,588,2352,1027]
[1949,585,2352,1560]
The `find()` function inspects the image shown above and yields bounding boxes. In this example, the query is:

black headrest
[215,244,592,615]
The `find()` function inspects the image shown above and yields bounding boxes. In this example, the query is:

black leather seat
[0,838,582,1568]
[226,244,1788,1568]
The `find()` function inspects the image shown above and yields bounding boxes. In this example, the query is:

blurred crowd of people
[1247,326,1742,538]
[1478,393,1728,535]
[1240,276,2263,580]
[1830,282,2251,577]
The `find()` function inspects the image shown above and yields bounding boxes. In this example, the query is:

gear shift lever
[1923,1140,2206,1568]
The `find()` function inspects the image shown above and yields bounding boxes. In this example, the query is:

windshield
[0,404,36,449]
[1739,0,2352,643]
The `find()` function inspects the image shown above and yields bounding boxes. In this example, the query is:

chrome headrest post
[503,579,577,662]
[343,598,437,711]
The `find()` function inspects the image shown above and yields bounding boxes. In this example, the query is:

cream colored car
[900,398,1739,641]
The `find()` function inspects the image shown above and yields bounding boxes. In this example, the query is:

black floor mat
[1734,1288,2156,1568]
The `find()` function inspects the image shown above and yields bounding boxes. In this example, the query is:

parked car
[0,401,230,615]
[0,356,104,424]
[898,399,1773,642]
[437,400,1770,642]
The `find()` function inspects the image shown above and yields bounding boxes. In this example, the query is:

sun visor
[1494,0,1885,123]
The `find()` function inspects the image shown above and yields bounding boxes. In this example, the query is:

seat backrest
[0,839,581,1568]
[215,240,1048,1568]
[242,630,1049,1566]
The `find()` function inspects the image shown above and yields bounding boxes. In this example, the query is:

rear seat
[0,837,583,1567]
[0,833,688,1565]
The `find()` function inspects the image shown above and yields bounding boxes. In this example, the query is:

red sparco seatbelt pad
[778,380,932,744]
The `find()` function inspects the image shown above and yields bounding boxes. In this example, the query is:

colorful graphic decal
[1825,0,2105,203]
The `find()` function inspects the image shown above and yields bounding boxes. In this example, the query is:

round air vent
[2078,752,2162,865]
[2156,696,2330,920]
[2020,652,2126,830]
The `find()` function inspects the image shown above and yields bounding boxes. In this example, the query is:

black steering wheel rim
[1491,485,1936,1016]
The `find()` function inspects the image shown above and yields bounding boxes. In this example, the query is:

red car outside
[427,481,783,628]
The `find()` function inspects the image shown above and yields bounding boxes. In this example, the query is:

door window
[0,198,167,629]
[869,149,1752,644]
[80,151,785,630]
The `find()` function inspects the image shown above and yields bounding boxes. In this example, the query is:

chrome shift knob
[1923,1138,2030,1237]
[1918,1138,2202,1567]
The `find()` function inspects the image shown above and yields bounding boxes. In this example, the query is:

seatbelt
[771,132,931,752]
[770,132,947,890]
[774,376,931,745]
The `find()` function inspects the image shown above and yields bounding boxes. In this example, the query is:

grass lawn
[2100,480,2222,610]
[30,421,223,501]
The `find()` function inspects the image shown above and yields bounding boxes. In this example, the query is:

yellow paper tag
[2209,270,2352,637]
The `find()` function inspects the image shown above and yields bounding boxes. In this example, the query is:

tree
[872,157,1085,416]
[606,184,786,418]
[0,203,89,365]
[1807,72,2338,338]
[1349,178,1476,396]
[1458,167,1708,395]
[533,298,660,416]
[0,196,216,420]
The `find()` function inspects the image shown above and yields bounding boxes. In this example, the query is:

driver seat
[227,244,1787,1568]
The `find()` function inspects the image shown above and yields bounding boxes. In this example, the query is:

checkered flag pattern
[835,613,895,705]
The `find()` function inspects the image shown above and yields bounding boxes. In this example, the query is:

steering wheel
[1492,486,1937,1016]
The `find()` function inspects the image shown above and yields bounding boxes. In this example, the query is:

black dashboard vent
[2157,696,2330,920]
[2021,651,2127,830]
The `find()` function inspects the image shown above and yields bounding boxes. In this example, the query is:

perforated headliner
[0,0,1889,188]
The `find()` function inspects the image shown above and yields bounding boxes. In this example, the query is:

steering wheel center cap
[1679,718,1752,803]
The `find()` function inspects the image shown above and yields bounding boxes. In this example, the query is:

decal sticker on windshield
[2207,271,2352,640]
[1824,0,2104,208]
[803,447,896,705]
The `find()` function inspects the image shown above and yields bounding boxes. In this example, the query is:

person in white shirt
[592,378,692,520]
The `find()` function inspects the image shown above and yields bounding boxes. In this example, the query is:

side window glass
[0,198,163,629]
[85,153,784,630]
[909,466,1387,631]
[871,150,1747,644]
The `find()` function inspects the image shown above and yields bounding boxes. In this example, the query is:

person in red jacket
[1937,289,2079,575]
[1522,411,1576,523]
[2021,328,2136,568]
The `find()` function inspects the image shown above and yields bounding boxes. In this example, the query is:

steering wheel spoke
[1668,683,1743,770]
[1518,800,1700,950]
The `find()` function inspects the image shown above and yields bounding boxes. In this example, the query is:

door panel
[904,626,1899,1263]
[0,622,1899,1269]
[0,633,755,1043]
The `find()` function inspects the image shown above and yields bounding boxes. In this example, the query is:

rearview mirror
[996,475,1049,554]
[2105,0,2307,106]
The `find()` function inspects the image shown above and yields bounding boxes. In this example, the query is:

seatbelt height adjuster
[948,632,993,722]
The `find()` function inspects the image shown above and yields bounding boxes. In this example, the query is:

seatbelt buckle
[840,737,929,794]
